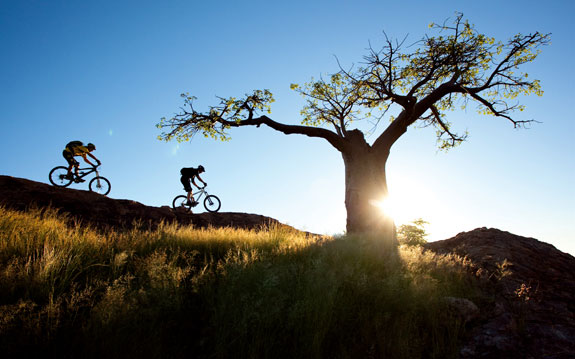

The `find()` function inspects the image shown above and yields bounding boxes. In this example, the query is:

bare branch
[466,92,534,128]
[429,105,467,147]
[223,115,346,150]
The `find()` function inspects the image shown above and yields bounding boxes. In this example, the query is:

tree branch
[429,105,467,147]
[223,115,346,151]
[466,92,533,127]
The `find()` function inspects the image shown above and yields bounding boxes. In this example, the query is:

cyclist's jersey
[64,145,90,157]
[180,167,200,179]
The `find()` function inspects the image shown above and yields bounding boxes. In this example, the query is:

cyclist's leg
[181,176,194,204]
[74,166,85,182]
[71,160,81,179]
[63,151,77,179]
[190,191,199,207]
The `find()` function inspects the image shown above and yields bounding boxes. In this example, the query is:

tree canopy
[157,13,549,153]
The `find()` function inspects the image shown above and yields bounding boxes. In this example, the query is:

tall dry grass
[0,206,478,358]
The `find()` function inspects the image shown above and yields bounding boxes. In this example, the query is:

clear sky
[1,0,574,255]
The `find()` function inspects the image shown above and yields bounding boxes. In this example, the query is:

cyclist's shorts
[180,176,192,192]
[63,150,79,166]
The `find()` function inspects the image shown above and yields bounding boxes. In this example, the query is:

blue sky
[1,0,574,255]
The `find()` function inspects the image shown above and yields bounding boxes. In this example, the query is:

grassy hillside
[0,206,479,359]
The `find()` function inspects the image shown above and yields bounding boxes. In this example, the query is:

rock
[444,297,480,324]
[426,228,575,359]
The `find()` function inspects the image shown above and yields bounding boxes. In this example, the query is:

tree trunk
[341,131,396,240]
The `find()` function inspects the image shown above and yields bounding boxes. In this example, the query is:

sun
[370,195,409,225]
[370,176,441,227]
[368,175,460,242]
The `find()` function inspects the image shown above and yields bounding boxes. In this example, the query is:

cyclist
[62,141,101,182]
[180,165,207,206]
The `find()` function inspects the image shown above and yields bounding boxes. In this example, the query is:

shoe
[191,201,199,207]
[185,200,192,206]
[75,178,85,183]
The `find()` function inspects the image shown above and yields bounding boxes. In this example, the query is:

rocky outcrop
[0,175,288,232]
[426,228,575,359]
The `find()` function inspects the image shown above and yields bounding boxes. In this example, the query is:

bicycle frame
[191,187,208,200]
[173,185,220,212]
[76,166,99,179]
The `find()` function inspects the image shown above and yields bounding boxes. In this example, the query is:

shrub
[397,218,429,246]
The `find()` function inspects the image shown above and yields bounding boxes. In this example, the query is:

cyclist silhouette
[180,165,206,206]
[62,141,101,182]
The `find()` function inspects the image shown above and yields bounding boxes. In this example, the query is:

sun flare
[370,197,399,221]
[370,176,443,228]
[366,175,459,242]
[370,195,409,225]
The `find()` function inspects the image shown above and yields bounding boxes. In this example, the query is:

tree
[157,14,549,237]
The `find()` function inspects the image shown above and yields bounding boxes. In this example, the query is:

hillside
[1,175,574,358]
[0,175,291,232]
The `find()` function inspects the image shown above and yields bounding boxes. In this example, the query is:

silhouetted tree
[157,14,549,238]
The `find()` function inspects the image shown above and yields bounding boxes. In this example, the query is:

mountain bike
[49,164,111,195]
[172,186,221,213]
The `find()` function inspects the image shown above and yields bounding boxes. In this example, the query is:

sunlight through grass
[0,206,479,358]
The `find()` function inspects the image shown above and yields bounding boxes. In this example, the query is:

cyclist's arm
[196,174,207,186]
[87,152,101,165]
[80,154,96,167]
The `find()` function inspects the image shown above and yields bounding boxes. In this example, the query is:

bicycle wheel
[49,166,73,187]
[204,195,221,213]
[172,195,192,211]
[89,176,111,195]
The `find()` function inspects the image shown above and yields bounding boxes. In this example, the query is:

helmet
[87,143,96,150]
[198,165,205,172]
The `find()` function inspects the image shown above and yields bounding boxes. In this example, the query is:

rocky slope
[426,228,575,358]
[1,175,574,358]
[0,175,287,231]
